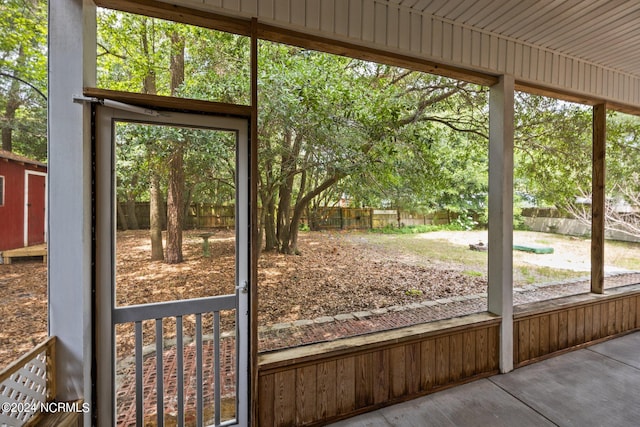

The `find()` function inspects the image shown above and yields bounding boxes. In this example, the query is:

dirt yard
[2,229,639,368]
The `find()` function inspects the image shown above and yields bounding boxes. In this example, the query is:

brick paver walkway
[116,272,640,425]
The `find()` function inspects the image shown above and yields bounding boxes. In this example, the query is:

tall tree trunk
[125,194,139,230]
[281,173,346,254]
[276,131,303,253]
[262,192,277,251]
[117,201,128,231]
[149,172,164,260]
[170,31,185,96]
[165,31,185,264]
[141,17,165,260]
[166,146,184,263]
[1,46,25,152]
[141,20,157,96]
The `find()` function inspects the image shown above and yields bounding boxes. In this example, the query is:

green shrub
[370,223,468,234]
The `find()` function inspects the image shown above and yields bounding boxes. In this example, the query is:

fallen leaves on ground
[0,230,488,367]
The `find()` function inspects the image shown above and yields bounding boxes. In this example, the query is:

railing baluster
[113,296,237,424]
[214,311,221,426]
[176,315,184,427]
[156,319,164,427]
[196,313,203,427]
[135,321,143,427]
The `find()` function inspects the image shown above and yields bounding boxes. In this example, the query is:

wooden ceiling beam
[515,81,640,116]
[94,0,251,36]
[256,23,499,87]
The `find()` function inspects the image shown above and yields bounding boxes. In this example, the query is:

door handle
[236,280,248,294]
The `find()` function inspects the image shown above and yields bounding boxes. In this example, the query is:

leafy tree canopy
[0,0,47,159]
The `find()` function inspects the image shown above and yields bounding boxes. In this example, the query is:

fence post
[339,207,344,230]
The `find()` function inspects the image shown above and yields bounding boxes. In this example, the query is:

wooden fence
[118,202,464,231]
[117,203,235,230]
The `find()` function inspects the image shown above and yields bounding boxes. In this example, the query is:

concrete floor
[328,331,640,427]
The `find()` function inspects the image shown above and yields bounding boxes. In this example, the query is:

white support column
[488,75,515,374]
[48,0,96,419]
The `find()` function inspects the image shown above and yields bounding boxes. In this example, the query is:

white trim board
[24,170,48,247]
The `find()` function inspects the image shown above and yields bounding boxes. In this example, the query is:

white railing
[114,295,237,427]
[0,337,56,427]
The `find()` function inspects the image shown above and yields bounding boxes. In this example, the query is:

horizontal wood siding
[514,293,640,367]
[258,319,500,426]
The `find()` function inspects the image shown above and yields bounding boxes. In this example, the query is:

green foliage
[298,223,310,232]
[370,223,469,234]
[450,213,478,231]
[97,9,249,103]
[513,94,592,208]
[90,8,640,250]
[463,270,483,277]
[0,0,47,159]
[98,10,246,211]
[404,288,423,297]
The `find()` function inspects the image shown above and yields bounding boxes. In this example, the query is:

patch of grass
[535,239,553,245]
[513,265,585,286]
[516,266,537,284]
[606,240,640,270]
[365,234,487,270]
[363,230,640,289]
[369,223,469,235]
[463,270,483,277]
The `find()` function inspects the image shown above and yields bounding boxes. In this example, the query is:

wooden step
[0,244,47,264]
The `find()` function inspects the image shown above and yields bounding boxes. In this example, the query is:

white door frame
[24,170,48,247]
[95,104,250,426]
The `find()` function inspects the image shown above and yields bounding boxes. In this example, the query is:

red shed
[0,150,47,252]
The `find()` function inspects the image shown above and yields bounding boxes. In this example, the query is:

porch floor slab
[328,331,640,427]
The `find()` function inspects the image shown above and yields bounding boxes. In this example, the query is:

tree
[0,0,47,158]
[513,94,592,209]
[164,29,186,264]
[99,11,168,259]
[102,11,640,259]
[257,46,490,253]
[98,10,248,263]
[563,112,640,239]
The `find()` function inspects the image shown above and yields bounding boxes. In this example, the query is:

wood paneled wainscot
[514,285,640,367]
[258,313,500,426]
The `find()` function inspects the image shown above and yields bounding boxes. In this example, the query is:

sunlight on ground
[415,230,634,273]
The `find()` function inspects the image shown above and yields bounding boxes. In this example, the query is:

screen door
[95,104,250,427]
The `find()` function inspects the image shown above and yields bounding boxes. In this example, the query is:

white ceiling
[390,0,640,78]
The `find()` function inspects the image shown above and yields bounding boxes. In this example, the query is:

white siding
[165,0,640,108]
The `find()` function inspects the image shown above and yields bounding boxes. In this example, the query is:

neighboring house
[0,150,47,251]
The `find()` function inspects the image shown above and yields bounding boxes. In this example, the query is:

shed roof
[0,150,47,168]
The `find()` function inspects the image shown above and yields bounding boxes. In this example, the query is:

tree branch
[0,71,46,100]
